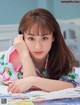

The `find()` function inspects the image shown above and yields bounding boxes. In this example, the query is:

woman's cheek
[26,43,33,52]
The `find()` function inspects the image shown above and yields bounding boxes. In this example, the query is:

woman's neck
[32,56,47,72]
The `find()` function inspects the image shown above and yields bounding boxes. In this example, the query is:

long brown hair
[18,8,76,79]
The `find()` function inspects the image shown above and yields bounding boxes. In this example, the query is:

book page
[0,85,8,94]
[29,87,80,101]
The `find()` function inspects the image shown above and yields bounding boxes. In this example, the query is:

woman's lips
[34,51,43,55]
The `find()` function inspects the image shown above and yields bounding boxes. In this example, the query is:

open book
[26,86,80,102]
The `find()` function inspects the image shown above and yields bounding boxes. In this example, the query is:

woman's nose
[35,41,42,50]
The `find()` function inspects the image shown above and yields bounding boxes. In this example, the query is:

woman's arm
[8,76,74,93]
[13,35,37,78]
[21,54,37,77]
[33,76,74,92]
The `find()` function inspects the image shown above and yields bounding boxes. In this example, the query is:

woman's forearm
[21,56,37,78]
[32,77,74,92]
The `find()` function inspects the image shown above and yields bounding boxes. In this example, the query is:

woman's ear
[53,38,55,42]
[52,39,54,42]
[52,35,55,42]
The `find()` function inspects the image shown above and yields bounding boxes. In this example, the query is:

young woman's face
[24,25,53,60]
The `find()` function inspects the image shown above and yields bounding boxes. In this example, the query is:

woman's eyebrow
[26,33,50,36]
[41,33,50,36]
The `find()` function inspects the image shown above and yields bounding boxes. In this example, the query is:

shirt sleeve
[0,49,21,82]
[59,69,80,87]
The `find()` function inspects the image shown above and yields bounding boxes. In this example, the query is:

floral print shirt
[0,46,80,87]
[60,68,80,87]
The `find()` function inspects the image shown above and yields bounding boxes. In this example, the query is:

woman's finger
[8,82,15,92]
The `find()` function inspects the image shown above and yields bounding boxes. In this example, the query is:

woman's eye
[28,37,35,41]
[42,37,48,40]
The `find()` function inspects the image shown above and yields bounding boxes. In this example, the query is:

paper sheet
[0,85,8,94]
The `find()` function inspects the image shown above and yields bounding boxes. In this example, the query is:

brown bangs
[24,18,52,35]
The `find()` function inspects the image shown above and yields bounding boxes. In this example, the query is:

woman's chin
[32,54,46,60]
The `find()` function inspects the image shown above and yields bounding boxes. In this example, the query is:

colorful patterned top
[0,46,80,86]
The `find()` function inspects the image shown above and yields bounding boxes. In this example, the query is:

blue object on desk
[33,98,80,105]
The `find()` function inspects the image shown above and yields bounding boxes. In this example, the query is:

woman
[0,8,79,93]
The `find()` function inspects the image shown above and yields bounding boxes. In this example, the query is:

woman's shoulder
[0,46,22,72]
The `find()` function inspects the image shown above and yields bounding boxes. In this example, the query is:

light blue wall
[0,0,38,24]
[52,0,80,19]
[0,0,80,25]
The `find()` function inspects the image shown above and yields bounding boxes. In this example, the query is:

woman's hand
[13,34,30,58]
[8,77,35,93]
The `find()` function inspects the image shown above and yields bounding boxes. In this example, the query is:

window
[68,29,76,39]
[63,31,66,39]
